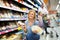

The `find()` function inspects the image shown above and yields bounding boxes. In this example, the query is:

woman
[43,14,49,34]
[38,12,44,28]
[25,10,40,40]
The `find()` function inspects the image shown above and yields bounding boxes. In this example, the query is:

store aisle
[40,34,46,40]
[40,27,60,40]
[40,33,58,40]
[46,27,60,40]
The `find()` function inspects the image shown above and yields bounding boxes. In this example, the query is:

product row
[0,33,23,40]
[0,0,29,12]
[0,10,27,20]
[0,22,17,31]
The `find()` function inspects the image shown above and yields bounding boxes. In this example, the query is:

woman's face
[28,12,35,19]
[40,13,42,16]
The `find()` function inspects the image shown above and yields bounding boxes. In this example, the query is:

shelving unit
[0,0,28,36]
[0,0,42,35]
[0,0,45,40]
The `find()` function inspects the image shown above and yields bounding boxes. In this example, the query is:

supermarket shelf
[0,18,26,21]
[0,5,28,13]
[37,0,42,5]
[15,0,33,8]
[27,0,38,8]
[0,28,17,35]
[15,0,37,11]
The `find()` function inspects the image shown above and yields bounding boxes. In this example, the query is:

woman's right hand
[22,25,27,33]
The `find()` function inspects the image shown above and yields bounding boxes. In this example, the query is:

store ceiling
[47,0,59,10]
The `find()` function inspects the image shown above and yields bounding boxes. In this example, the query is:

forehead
[30,11,34,14]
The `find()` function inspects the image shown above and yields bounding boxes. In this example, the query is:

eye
[31,14,33,15]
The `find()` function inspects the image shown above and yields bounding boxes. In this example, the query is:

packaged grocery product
[0,27,2,31]
[21,8,28,11]
[0,11,3,18]
[17,21,23,31]
[2,26,6,31]
[6,1,10,7]
[3,0,10,7]
[10,4,17,9]
[0,0,4,6]
[7,11,12,19]
[2,35,7,40]
[31,25,43,34]
[18,0,23,3]
[3,0,7,6]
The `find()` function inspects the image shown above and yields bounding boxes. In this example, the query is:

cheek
[29,15,33,18]
[28,15,31,18]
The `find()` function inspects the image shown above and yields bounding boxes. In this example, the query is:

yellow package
[17,26,22,31]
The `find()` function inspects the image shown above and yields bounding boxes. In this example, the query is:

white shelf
[0,5,28,13]
[15,0,33,8]
[0,18,26,21]
[15,0,37,11]
[27,0,38,8]
[37,0,42,5]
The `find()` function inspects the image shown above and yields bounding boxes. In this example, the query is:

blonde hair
[38,12,42,15]
[28,10,36,20]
